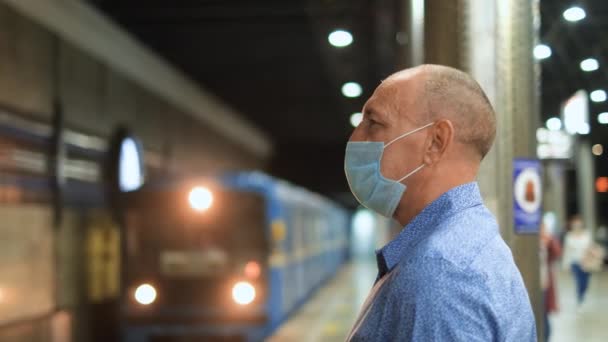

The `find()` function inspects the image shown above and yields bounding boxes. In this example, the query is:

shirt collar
[375,182,483,278]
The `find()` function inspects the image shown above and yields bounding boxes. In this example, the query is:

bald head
[389,64,496,160]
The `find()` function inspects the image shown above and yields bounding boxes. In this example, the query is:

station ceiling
[91,1,607,208]
[91,0,404,204]
[540,0,608,212]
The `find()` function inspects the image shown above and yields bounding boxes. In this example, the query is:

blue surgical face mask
[344,122,434,217]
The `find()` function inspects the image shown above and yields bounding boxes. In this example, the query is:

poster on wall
[513,158,542,234]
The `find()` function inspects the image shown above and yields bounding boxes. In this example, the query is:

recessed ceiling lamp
[546,117,562,131]
[328,29,353,48]
[534,44,552,60]
[342,82,362,98]
[580,58,599,72]
[592,144,603,156]
[563,6,586,22]
[598,112,608,124]
[350,112,363,127]
[590,90,607,103]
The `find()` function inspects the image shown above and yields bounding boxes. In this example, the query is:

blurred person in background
[562,215,593,309]
[540,222,561,342]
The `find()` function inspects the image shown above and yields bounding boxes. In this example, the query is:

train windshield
[123,186,268,278]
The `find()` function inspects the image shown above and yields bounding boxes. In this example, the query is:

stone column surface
[422,0,542,339]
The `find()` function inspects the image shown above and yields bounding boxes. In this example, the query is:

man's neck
[394,177,476,227]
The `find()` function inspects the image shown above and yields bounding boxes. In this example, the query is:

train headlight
[189,186,213,211]
[244,261,261,279]
[232,281,256,305]
[134,283,157,305]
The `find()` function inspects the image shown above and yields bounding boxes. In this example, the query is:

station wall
[0,3,266,341]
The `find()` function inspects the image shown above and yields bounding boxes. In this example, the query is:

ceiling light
[592,144,603,156]
[350,112,363,127]
[597,177,608,192]
[598,112,608,124]
[342,82,362,98]
[580,58,599,72]
[328,30,353,48]
[534,44,552,60]
[563,6,586,22]
[578,122,590,135]
[590,90,607,103]
[546,117,562,131]
[563,90,589,135]
[536,128,549,143]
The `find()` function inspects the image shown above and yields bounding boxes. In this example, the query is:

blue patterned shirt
[347,183,537,341]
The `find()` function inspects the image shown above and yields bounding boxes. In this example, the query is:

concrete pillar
[423,0,542,338]
[543,160,567,234]
[409,0,425,66]
[575,140,598,233]
[544,162,568,235]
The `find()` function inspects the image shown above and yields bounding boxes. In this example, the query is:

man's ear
[423,119,454,165]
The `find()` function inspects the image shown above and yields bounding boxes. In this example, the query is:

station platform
[268,261,376,341]
[551,268,608,342]
[269,261,608,341]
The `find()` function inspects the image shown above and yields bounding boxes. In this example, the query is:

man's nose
[349,126,365,142]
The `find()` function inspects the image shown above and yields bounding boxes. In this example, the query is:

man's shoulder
[391,253,489,301]
[417,204,502,267]
[392,204,519,295]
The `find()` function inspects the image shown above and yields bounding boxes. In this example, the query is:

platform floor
[269,261,608,341]
[550,268,608,342]
[268,261,375,342]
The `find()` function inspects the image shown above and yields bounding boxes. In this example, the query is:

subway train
[120,172,350,342]
[0,107,350,341]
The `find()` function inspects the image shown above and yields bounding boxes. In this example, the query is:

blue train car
[121,171,350,341]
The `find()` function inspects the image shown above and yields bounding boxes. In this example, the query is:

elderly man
[344,65,536,341]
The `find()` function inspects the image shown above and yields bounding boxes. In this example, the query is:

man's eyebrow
[364,105,387,121]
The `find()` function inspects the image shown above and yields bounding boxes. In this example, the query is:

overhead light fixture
[563,90,589,135]
[597,177,608,192]
[592,144,603,156]
[590,90,607,103]
[328,29,353,48]
[580,58,599,72]
[578,122,590,135]
[342,82,362,98]
[534,44,552,60]
[546,117,562,131]
[118,136,145,192]
[598,112,608,124]
[563,6,586,22]
[350,112,363,127]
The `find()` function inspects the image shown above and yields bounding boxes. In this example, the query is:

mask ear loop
[397,164,425,183]
[385,122,435,148]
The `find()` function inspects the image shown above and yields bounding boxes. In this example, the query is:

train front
[120,180,270,341]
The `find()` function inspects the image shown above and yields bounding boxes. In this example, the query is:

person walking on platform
[562,215,593,309]
[540,222,561,342]
[344,64,536,341]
